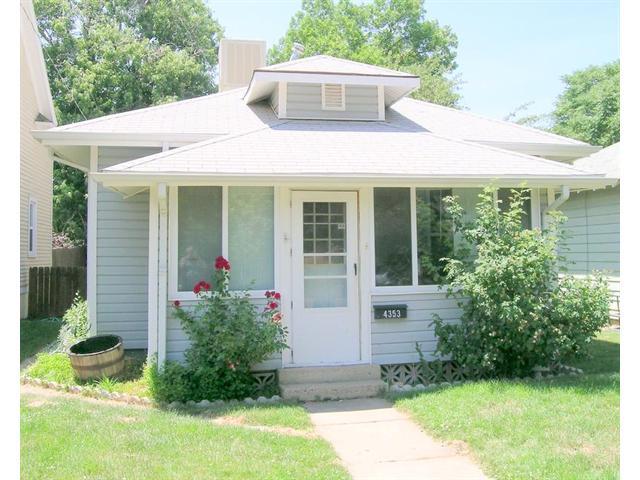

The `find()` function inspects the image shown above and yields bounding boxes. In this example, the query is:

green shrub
[432,186,610,377]
[152,256,288,402]
[58,294,89,351]
[26,353,76,384]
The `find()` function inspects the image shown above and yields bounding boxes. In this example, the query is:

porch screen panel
[228,187,274,290]
[416,189,454,285]
[373,188,412,286]
[177,186,222,292]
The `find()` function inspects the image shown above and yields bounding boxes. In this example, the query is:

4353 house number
[373,305,408,320]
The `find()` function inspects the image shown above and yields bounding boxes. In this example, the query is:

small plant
[431,186,610,378]
[152,256,288,402]
[58,294,89,351]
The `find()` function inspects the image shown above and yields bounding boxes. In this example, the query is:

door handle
[354,263,358,276]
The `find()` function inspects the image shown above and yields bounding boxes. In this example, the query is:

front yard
[21,388,348,480]
[394,330,620,480]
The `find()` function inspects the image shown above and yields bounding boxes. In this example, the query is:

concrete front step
[279,364,382,385]
[280,379,386,401]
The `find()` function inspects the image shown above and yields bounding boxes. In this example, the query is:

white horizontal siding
[166,298,282,370]
[286,83,379,120]
[560,186,619,276]
[95,146,159,348]
[371,292,461,365]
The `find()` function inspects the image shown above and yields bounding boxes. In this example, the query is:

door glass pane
[178,187,222,291]
[373,188,412,286]
[228,186,274,290]
[303,201,348,308]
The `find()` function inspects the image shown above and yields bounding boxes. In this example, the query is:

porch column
[87,146,98,335]
[157,183,169,366]
[147,184,159,358]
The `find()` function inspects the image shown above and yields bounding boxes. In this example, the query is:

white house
[561,143,620,320]
[20,0,57,318]
[34,40,615,398]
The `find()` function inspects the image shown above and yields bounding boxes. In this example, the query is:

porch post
[87,146,98,336]
[147,184,159,358]
[157,183,169,366]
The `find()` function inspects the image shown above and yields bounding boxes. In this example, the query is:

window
[228,187,274,291]
[28,198,37,257]
[416,189,453,285]
[373,188,412,286]
[497,188,532,229]
[175,186,274,294]
[373,187,456,287]
[177,187,222,292]
[321,83,345,111]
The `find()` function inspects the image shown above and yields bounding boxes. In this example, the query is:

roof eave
[93,171,616,190]
[473,140,602,160]
[244,70,420,105]
[32,130,224,147]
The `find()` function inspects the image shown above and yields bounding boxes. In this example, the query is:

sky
[207,0,619,121]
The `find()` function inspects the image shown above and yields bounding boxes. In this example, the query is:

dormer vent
[321,84,345,111]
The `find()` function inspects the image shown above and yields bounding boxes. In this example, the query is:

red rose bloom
[193,284,201,294]
[173,300,181,307]
[215,256,231,271]
[268,301,278,310]
[265,290,272,298]
[274,292,281,300]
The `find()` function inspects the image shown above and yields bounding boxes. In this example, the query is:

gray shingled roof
[103,120,595,180]
[573,142,620,179]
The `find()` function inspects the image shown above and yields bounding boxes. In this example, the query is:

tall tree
[34,0,224,244]
[269,0,460,107]
[552,60,619,147]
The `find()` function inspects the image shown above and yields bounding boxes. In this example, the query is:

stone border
[21,375,284,409]
[386,365,585,395]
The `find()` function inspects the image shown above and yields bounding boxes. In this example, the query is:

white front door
[291,191,360,365]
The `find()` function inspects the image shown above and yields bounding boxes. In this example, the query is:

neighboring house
[33,40,615,396]
[20,0,57,318]
[560,143,620,318]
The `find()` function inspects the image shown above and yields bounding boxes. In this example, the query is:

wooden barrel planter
[68,335,125,381]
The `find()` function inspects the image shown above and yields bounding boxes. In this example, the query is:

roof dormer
[244,55,420,121]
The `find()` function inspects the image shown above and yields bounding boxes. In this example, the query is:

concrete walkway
[305,398,488,480]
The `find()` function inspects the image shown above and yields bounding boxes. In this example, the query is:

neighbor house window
[175,186,274,294]
[497,188,532,229]
[373,188,412,286]
[28,198,37,257]
[373,187,455,287]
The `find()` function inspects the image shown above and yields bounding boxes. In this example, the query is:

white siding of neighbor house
[166,299,282,370]
[560,186,620,276]
[96,147,159,348]
[286,83,379,120]
[559,185,620,314]
[20,43,53,317]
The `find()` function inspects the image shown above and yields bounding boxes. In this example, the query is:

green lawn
[20,318,62,362]
[395,330,620,480]
[21,389,347,480]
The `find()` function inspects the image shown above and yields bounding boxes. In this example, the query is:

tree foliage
[432,187,610,378]
[269,0,461,106]
[34,0,223,244]
[552,60,620,147]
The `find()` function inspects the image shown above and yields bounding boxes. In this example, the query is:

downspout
[157,183,168,367]
[542,185,570,228]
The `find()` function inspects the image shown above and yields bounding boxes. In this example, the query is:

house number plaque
[373,304,408,320]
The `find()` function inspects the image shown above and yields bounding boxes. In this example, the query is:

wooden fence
[28,266,87,318]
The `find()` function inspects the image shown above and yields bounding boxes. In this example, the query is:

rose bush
[431,186,610,378]
[151,256,288,402]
